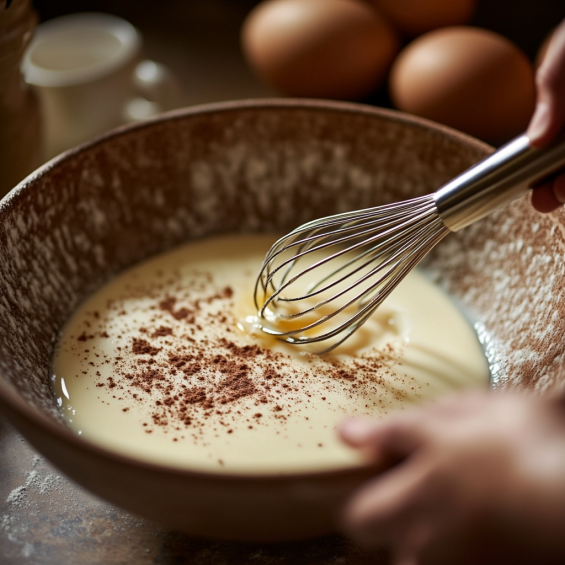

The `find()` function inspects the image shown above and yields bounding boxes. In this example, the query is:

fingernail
[554,175,565,204]
[340,418,373,444]
[527,102,550,143]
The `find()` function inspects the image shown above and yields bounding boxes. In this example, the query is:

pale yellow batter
[51,234,489,474]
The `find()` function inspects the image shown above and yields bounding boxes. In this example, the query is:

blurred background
[3,0,563,178]
[31,0,565,107]
[4,0,565,214]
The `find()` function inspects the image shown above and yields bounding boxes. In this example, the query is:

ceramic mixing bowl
[0,99,562,542]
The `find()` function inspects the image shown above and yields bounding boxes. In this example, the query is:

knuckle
[536,62,565,95]
[536,64,558,90]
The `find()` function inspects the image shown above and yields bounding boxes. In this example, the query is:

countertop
[0,417,382,565]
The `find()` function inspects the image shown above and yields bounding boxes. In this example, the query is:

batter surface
[51,234,489,473]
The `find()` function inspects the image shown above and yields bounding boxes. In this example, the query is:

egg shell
[241,0,400,99]
[389,26,535,145]
[372,0,476,37]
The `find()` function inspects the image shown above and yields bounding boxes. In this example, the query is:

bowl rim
[0,97,494,481]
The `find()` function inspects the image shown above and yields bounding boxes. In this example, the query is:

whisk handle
[433,133,565,231]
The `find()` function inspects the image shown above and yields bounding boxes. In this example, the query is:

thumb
[339,414,429,461]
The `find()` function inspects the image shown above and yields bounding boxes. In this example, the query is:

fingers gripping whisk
[253,195,450,353]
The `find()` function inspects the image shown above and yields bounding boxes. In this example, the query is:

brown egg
[389,27,535,145]
[372,0,476,37]
[241,0,400,99]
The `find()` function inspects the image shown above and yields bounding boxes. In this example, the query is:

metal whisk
[254,133,565,353]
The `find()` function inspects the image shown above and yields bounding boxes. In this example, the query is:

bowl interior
[0,101,491,419]
[1,100,564,539]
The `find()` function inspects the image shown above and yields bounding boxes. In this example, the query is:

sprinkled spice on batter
[66,275,404,437]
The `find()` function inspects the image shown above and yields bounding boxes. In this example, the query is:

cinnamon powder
[68,269,405,442]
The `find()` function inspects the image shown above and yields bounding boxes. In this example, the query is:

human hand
[339,392,565,565]
[529,18,565,213]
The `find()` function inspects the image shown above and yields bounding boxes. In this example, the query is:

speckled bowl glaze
[0,99,563,542]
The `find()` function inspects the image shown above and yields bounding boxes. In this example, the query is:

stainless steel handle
[433,133,565,232]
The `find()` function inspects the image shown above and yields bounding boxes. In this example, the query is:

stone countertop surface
[0,417,383,565]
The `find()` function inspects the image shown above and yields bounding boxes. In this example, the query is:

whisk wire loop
[254,195,449,352]
[261,213,447,337]
[256,197,437,304]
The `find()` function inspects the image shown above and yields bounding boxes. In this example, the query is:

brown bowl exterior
[0,99,562,541]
